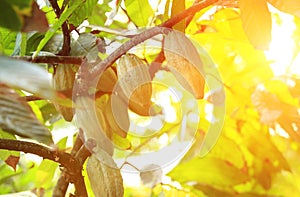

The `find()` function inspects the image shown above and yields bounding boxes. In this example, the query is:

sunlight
[264,5,297,76]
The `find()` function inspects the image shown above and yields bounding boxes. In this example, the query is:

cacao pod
[95,95,112,139]
[97,67,118,93]
[87,151,124,197]
[164,31,205,99]
[52,64,76,121]
[75,96,113,155]
[104,94,129,138]
[117,54,152,116]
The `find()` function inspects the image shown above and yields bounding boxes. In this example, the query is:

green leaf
[0,56,55,99]
[0,27,18,55]
[34,0,84,56]
[56,136,68,150]
[125,0,154,26]
[268,0,300,18]
[39,102,60,124]
[68,0,98,26]
[88,4,110,26]
[26,32,45,55]
[169,156,250,187]
[0,0,22,31]
[238,0,272,49]
[0,1,48,33]
[8,0,32,10]
[35,160,59,189]
[70,33,99,62]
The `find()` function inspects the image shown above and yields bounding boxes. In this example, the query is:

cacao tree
[0,0,300,196]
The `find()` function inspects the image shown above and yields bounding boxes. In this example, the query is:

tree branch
[87,27,171,80]
[84,0,217,82]
[53,136,83,197]
[13,56,85,65]
[0,138,88,197]
[0,139,78,172]
[161,0,218,28]
[49,0,71,55]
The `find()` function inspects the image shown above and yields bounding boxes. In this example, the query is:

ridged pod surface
[97,67,118,93]
[87,151,124,197]
[164,31,205,99]
[117,54,152,116]
[52,64,76,121]
[75,96,113,155]
[95,94,129,139]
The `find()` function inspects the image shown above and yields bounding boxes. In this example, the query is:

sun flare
[265,5,300,76]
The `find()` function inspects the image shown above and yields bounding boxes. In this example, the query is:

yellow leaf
[171,0,186,32]
[268,0,300,17]
[238,0,272,49]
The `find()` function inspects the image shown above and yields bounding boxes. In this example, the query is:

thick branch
[161,0,218,28]
[0,139,79,172]
[86,0,217,80]
[0,138,88,197]
[53,135,93,197]
[87,27,171,79]
[53,136,83,197]
[13,56,85,65]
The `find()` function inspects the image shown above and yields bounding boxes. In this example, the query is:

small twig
[49,0,71,55]
[12,56,85,65]
[24,95,43,102]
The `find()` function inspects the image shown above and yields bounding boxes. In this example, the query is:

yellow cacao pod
[95,95,112,139]
[117,54,152,116]
[75,96,113,155]
[87,151,124,197]
[104,95,129,138]
[97,67,118,93]
[52,64,76,121]
[164,31,205,99]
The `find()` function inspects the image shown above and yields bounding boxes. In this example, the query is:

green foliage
[0,0,23,31]
[35,0,83,56]
[68,0,98,26]
[124,0,154,26]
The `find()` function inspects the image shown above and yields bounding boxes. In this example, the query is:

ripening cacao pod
[87,152,124,197]
[104,94,129,138]
[117,54,152,116]
[97,67,118,93]
[95,94,129,139]
[75,96,114,155]
[164,31,205,99]
[95,95,112,139]
[52,64,76,121]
